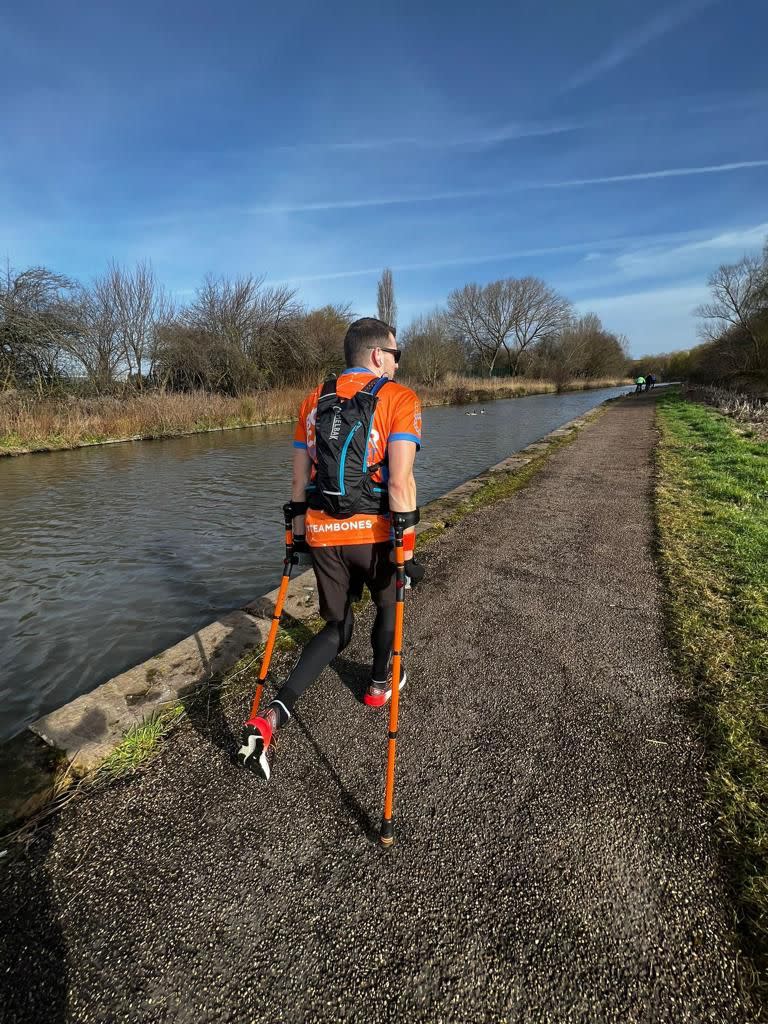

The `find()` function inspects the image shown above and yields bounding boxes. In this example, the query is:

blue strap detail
[338,421,362,496]
[293,441,308,449]
[362,377,389,471]
[388,432,421,448]
[340,367,374,376]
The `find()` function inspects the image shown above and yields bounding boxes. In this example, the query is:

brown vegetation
[1,254,634,455]
[0,389,305,454]
[0,375,630,455]
[682,384,768,439]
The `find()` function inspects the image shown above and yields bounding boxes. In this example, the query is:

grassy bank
[655,391,768,991]
[682,384,768,440]
[0,375,630,456]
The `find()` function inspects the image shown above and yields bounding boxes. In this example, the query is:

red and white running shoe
[363,665,407,708]
[238,714,274,780]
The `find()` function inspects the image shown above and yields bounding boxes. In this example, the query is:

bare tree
[447,277,572,377]
[64,276,125,393]
[505,277,573,375]
[181,275,303,391]
[107,260,172,390]
[153,321,238,392]
[447,282,510,376]
[377,268,397,329]
[400,311,465,385]
[696,257,767,372]
[0,264,79,392]
[534,312,627,388]
[299,303,354,379]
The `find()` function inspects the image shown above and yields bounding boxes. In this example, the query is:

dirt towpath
[0,395,756,1024]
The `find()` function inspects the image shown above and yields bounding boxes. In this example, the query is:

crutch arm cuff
[289,500,308,516]
[391,509,420,530]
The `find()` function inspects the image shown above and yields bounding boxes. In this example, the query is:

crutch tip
[379,819,395,847]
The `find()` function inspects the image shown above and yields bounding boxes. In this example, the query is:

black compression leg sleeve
[274,604,354,715]
[370,604,396,681]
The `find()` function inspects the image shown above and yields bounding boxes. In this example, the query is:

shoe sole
[237,724,271,781]
[363,671,407,708]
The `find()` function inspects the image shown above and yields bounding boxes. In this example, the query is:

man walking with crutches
[239,317,423,787]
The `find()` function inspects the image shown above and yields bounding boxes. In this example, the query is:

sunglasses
[374,346,401,364]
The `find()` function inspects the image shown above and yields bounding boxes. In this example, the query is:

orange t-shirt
[293,369,422,546]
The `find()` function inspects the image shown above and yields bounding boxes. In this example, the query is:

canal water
[0,386,626,740]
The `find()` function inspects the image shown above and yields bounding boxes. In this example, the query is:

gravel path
[0,395,757,1023]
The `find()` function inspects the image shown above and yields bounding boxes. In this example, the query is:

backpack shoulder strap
[358,375,390,398]
[318,378,338,403]
[363,378,394,476]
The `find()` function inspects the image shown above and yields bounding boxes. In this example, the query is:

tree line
[630,235,768,391]
[0,259,630,396]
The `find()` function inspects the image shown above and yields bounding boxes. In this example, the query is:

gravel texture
[0,395,758,1023]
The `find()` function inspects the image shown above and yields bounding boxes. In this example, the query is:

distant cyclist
[635,375,645,394]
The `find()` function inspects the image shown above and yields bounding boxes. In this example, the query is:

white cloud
[267,240,619,284]
[575,282,709,355]
[563,0,722,91]
[269,220,768,292]
[267,87,768,156]
[249,189,493,215]
[541,160,768,190]
[249,160,768,215]
[273,118,583,153]
[614,221,768,279]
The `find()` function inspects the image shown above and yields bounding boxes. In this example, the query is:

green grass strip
[655,391,768,991]
[98,706,187,780]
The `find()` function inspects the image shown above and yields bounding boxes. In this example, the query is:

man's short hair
[343,317,396,367]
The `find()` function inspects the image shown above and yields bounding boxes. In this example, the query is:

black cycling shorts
[310,542,396,622]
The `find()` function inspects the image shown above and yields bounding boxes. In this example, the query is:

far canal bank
[0,377,630,457]
[1,384,628,743]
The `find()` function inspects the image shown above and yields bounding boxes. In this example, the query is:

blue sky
[1,0,767,356]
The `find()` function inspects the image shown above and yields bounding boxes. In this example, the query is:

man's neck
[343,363,382,376]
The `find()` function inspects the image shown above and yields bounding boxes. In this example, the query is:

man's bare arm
[291,447,313,535]
[387,439,417,535]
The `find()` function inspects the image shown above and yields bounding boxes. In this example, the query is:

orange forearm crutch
[248,502,295,717]
[379,512,414,848]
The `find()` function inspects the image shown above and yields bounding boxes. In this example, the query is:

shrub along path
[0,393,757,1023]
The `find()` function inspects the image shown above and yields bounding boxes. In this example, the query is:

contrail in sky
[563,0,723,91]
[250,159,768,215]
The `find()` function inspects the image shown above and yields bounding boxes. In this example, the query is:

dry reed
[0,376,631,455]
[683,384,768,436]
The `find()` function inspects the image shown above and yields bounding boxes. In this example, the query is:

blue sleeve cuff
[293,441,308,449]
[388,432,421,449]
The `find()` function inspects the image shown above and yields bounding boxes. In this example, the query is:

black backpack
[309,376,391,518]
